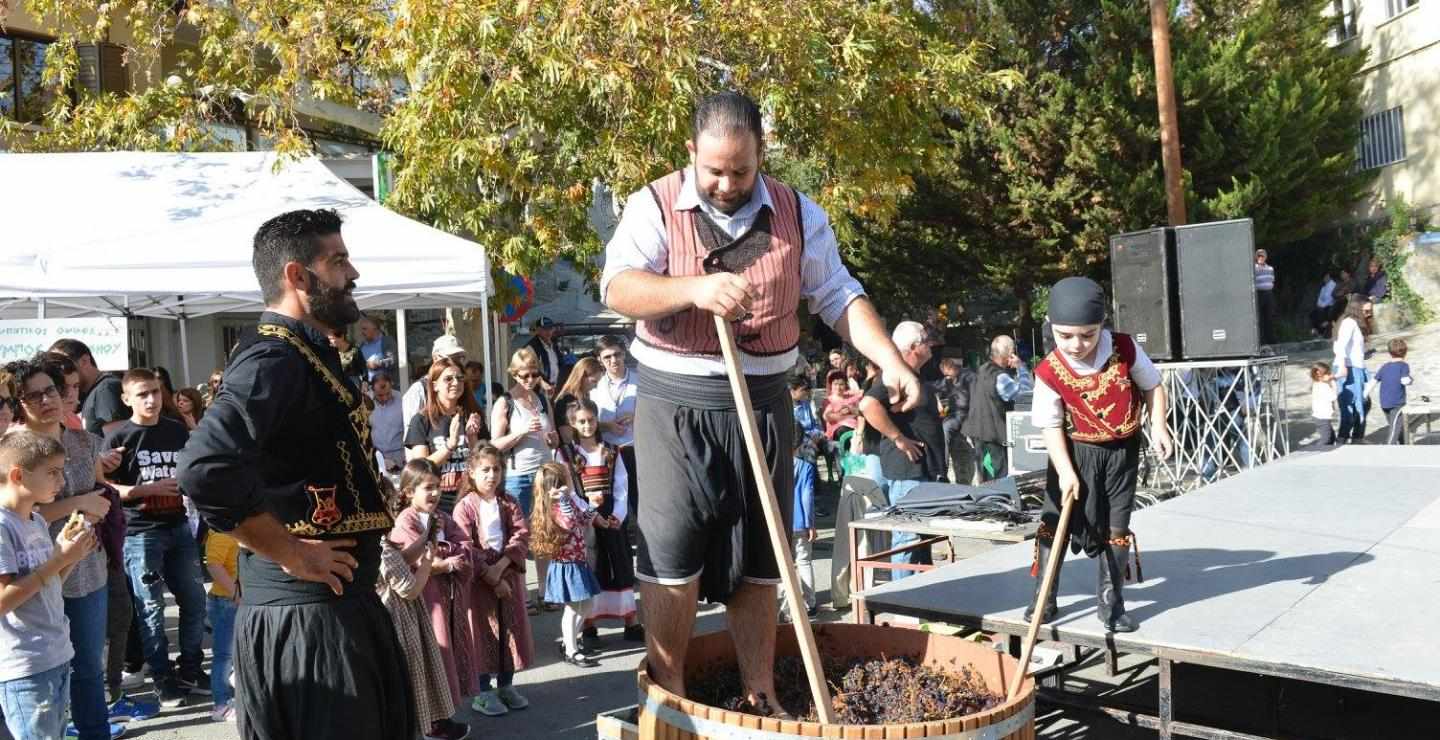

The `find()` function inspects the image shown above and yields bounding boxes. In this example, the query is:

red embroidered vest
[633,169,804,357]
[1033,333,1144,444]
[572,443,618,501]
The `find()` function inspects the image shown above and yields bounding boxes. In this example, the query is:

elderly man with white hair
[961,334,1033,482]
[858,321,948,579]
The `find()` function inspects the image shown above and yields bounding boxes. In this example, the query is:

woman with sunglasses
[404,357,488,513]
[5,356,121,740]
[490,347,559,613]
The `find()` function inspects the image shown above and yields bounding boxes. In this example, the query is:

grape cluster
[686,655,1001,725]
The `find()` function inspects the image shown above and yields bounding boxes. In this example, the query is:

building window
[1357,106,1406,170]
[1386,0,1419,18]
[0,32,60,123]
[1330,0,1357,43]
[221,324,247,359]
[128,323,150,371]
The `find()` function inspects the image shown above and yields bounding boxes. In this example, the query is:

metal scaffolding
[1141,356,1290,495]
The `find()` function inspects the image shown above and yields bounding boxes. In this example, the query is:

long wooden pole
[1006,493,1077,700]
[1150,0,1188,227]
[713,315,837,724]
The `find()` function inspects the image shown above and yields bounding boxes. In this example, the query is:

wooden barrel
[637,622,1035,739]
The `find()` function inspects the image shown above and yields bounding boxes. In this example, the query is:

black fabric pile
[884,477,1030,525]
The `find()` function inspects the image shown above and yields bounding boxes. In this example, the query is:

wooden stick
[712,315,837,724]
[1007,493,1077,701]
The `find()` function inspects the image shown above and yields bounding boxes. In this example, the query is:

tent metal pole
[179,317,193,388]
[396,309,410,389]
[481,302,493,411]
[37,299,46,319]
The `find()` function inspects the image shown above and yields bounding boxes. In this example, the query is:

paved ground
[1279,321,1440,447]
[111,322,1440,739]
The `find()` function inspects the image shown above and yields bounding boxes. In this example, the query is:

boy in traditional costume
[1026,277,1173,633]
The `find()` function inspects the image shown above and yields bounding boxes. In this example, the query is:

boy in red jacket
[1026,277,1173,633]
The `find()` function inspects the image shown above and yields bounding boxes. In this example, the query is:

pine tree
[849,0,1373,322]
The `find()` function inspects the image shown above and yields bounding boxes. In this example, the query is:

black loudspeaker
[1110,228,1179,361]
[1173,219,1259,359]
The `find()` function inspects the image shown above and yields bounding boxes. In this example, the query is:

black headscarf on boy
[1048,277,1106,326]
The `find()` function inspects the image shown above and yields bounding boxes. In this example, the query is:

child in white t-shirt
[1310,362,1337,446]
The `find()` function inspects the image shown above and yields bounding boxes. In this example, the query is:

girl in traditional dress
[452,445,533,718]
[376,471,464,739]
[389,459,477,738]
[530,462,603,667]
[565,400,641,645]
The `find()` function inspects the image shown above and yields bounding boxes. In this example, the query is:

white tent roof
[0,151,490,319]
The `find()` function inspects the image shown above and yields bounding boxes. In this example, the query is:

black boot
[1097,540,1137,633]
[1023,536,1060,623]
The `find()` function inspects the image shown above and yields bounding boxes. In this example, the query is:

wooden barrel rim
[638,658,1035,737]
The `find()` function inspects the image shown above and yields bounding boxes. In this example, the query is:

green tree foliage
[851,0,1373,322]
[4,0,1011,274]
[1370,197,1433,323]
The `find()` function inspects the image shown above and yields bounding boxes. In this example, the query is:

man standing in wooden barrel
[602,91,921,714]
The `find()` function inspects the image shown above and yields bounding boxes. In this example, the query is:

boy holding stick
[1027,277,1173,633]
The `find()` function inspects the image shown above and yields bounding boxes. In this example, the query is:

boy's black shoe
[1097,542,1138,634]
[555,639,598,658]
[424,719,471,740]
[1024,536,1060,623]
[175,668,211,695]
[622,624,645,642]
[157,678,188,708]
[563,653,600,668]
[581,626,601,650]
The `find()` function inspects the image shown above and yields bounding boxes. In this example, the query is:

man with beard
[177,209,415,740]
[601,91,920,715]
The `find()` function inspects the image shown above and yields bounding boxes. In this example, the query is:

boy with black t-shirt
[103,369,209,707]
[1376,339,1414,445]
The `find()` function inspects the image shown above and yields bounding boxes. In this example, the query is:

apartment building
[1333,0,1438,221]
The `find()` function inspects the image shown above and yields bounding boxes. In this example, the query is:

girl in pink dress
[389,459,476,739]
[451,445,534,718]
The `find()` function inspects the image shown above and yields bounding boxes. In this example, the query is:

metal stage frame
[856,446,1440,740]
[1144,355,1290,495]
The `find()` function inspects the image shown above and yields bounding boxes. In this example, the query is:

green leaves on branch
[8,0,1008,276]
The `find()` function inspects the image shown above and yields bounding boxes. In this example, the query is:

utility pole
[1150,0,1187,226]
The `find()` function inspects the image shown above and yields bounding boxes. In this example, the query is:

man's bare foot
[743,691,791,719]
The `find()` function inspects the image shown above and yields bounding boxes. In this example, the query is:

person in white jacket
[1332,295,1372,443]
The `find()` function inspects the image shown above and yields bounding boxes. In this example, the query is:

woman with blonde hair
[490,347,558,613]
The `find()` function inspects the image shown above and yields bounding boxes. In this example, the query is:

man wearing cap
[524,318,563,397]
[601,90,921,713]
[1254,249,1276,345]
[1026,277,1173,633]
[402,335,467,432]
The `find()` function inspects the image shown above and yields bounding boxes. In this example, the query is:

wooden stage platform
[859,445,1440,738]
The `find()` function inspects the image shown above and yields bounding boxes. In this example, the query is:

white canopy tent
[0,151,495,391]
